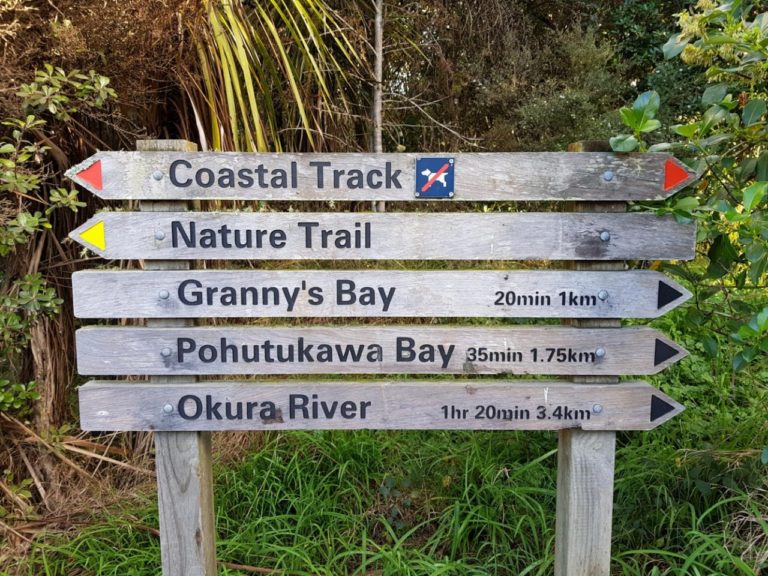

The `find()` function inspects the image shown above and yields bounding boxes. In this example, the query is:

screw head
[448,191,455,198]
[415,192,421,197]
[599,230,611,242]
[163,403,173,414]
[158,289,170,300]
[152,170,164,181]
[592,403,603,414]
[160,347,172,358]
[595,347,606,359]
[603,170,614,182]
[598,290,608,301]
[155,231,166,241]
[97,410,109,417]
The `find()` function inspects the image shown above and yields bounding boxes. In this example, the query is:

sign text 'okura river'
[78,380,684,432]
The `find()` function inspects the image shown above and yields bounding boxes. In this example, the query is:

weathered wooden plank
[77,380,684,432]
[68,212,696,261]
[137,139,216,576]
[65,152,698,201]
[75,326,687,376]
[72,269,691,319]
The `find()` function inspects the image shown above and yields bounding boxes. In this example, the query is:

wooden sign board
[78,380,684,432]
[65,152,698,201]
[75,326,687,376]
[69,212,696,261]
[72,270,691,319]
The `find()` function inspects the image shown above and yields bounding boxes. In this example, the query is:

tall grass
[22,421,767,574]
[182,0,365,153]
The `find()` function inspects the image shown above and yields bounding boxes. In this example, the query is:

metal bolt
[152,170,164,181]
[595,347,606,359]
[602,170,614,182]
[598,290,608,301]
[158,289,170,300]
[448,191,455,198]
[599,230,611,242]
[160,347,172,358]
[163,403,173,414]
[97,410,109,417]
[155,231,166,241]
[592,403,603,414]
[415,192,421,197]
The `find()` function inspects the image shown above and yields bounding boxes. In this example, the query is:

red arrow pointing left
[75,160,103,191]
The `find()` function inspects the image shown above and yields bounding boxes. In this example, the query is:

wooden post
[555,141,621,576]
[372,0,385,213]
[138,139,217,576]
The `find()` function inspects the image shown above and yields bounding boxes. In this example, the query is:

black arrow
[654,338,680,366]
[650,394,676,422]
[658,280,685,309]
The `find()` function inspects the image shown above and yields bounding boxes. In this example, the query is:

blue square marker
[415,157,455,198]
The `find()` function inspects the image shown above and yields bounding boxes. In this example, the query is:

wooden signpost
[71,269,690,319]
[67,143,698,576]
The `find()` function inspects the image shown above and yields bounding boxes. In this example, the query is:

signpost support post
[138,139,217,576]
[555,141,621,576]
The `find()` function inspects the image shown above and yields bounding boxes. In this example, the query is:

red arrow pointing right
[664,158,691,193]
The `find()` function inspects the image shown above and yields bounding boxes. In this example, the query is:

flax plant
[184,0,364,153]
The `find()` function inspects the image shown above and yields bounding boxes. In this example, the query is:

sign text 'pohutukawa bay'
[75,326,687,376]
[78,380,684,432]
[71,270,691,319]
[66,152,697,201]
[69,211,696,261]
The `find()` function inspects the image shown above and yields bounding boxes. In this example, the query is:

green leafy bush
[0,65,114,418]
[612,0,767,374]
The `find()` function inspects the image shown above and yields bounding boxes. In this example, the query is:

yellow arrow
[79,220,106,251]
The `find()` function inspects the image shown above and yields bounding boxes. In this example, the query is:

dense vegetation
[0,0,765,574]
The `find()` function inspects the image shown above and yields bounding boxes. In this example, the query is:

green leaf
[663,33,689,59]
[706,234,738,278]
[672,210,694,224]
[701,105,728,133]
[742,182,767,212]
[757,151,768,181]
[639,118,662,133]
[742,99,766,126]
[732,351,750,371]
[702,84,728,106]
[620,107,643,131]
[756,307,768,331]
[609,134,639,152]
[675,196,699,211]
[633,91,660,117]
[745,242,766,263]
[673,123,699,138]
[699,133,732,148]
[702,335,719,358]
